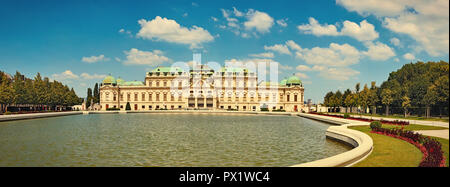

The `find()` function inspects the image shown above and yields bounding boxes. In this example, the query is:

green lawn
[381,124,448,131]
[349,125,449,167]
[331,112,449,122]
[349,125,423,167]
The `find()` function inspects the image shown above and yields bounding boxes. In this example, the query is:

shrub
[260,108,269,112]
[125,102,131,111]
[343,113,350,118]
[106,107,120,111]
[370,121,382,129]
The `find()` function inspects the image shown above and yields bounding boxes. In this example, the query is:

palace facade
[99,65,305,112]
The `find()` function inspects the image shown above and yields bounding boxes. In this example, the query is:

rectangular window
[287,95,290,102]
[294,95,298,102]
[127,94,130,101]
[113,95,116,101]
[134,94,138,101]
[149,94,152,101]
[142,93,146,101]
[120,94,123,101]
[156,94,160,101]
[163,94,167,101]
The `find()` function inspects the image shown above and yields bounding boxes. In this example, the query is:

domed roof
[280,79,287,86]
[123,81,144,86]
[286,76,302,85]
[116,77,125,85]
[102,75,116,84]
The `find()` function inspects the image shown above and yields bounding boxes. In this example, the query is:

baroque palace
[99,65,305,112]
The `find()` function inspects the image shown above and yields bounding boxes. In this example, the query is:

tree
[355,83,360,93]
[381,89,393,116]
[86,88,93,109]
[344,93,357,114]
[0,71,14,113]
[334,90,343,112]
[401,95,411,117]
[368,81,379,115]
[12,71,26,109]
[93,83,99,104]
[342,89,352,113]
[323,91,334,112]
[358,84,370,114]
[423,85,438,118]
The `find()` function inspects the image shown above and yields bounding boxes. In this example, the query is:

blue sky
[0,0,448,103]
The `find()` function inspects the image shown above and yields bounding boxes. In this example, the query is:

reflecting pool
[0,113,351,166]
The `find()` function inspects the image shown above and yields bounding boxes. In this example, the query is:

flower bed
[371,127,446,167]
[309,112,410,126]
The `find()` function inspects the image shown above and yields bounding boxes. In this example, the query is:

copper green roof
[122,81,144,86]
[116,77,125,86]
[286,76,302,85]
[102,75,116,84]
[280,79,287,86]
[150,67,184,73]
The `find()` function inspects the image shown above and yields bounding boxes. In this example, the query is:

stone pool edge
[0,111,83,122]
[292,113,373,167]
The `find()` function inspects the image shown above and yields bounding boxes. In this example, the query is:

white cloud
[296,43,361,67]
[390,37,401,46]
[276,19,288,27]
[182,13,188,17]
[298,17,339,36]
[318,67,360,81]
[137,16,214,49]
[294,64,359,80]
[80,73,107,80]
[52,71,107,81]
[296,65,312,71]
[249,52,275,58]
[340,20,379,41]
[295,72,309,79]
[244,9,274,33]
[218,8,275,38]
[403,53,415,60]
[211,17,218,22]
[233,7,244,17]
[123,48,170,66]
[82,55,109,63]
[337,0,449,56]
[363,41,396,61]
[264,44,291,55]
[114,57,121,62]
[298,17,379,41]
[285,40,302,51]
[52,70,79,80]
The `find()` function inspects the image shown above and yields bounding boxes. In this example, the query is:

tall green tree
[401,95,411,117]
[0,72,14,113]
[93,83,99,104]
[381,89,393,116]
[368,81,379,115]
[342,89,352,113]
[86,88,93,108]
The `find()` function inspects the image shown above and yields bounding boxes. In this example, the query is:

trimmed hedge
[370,121,382,129]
